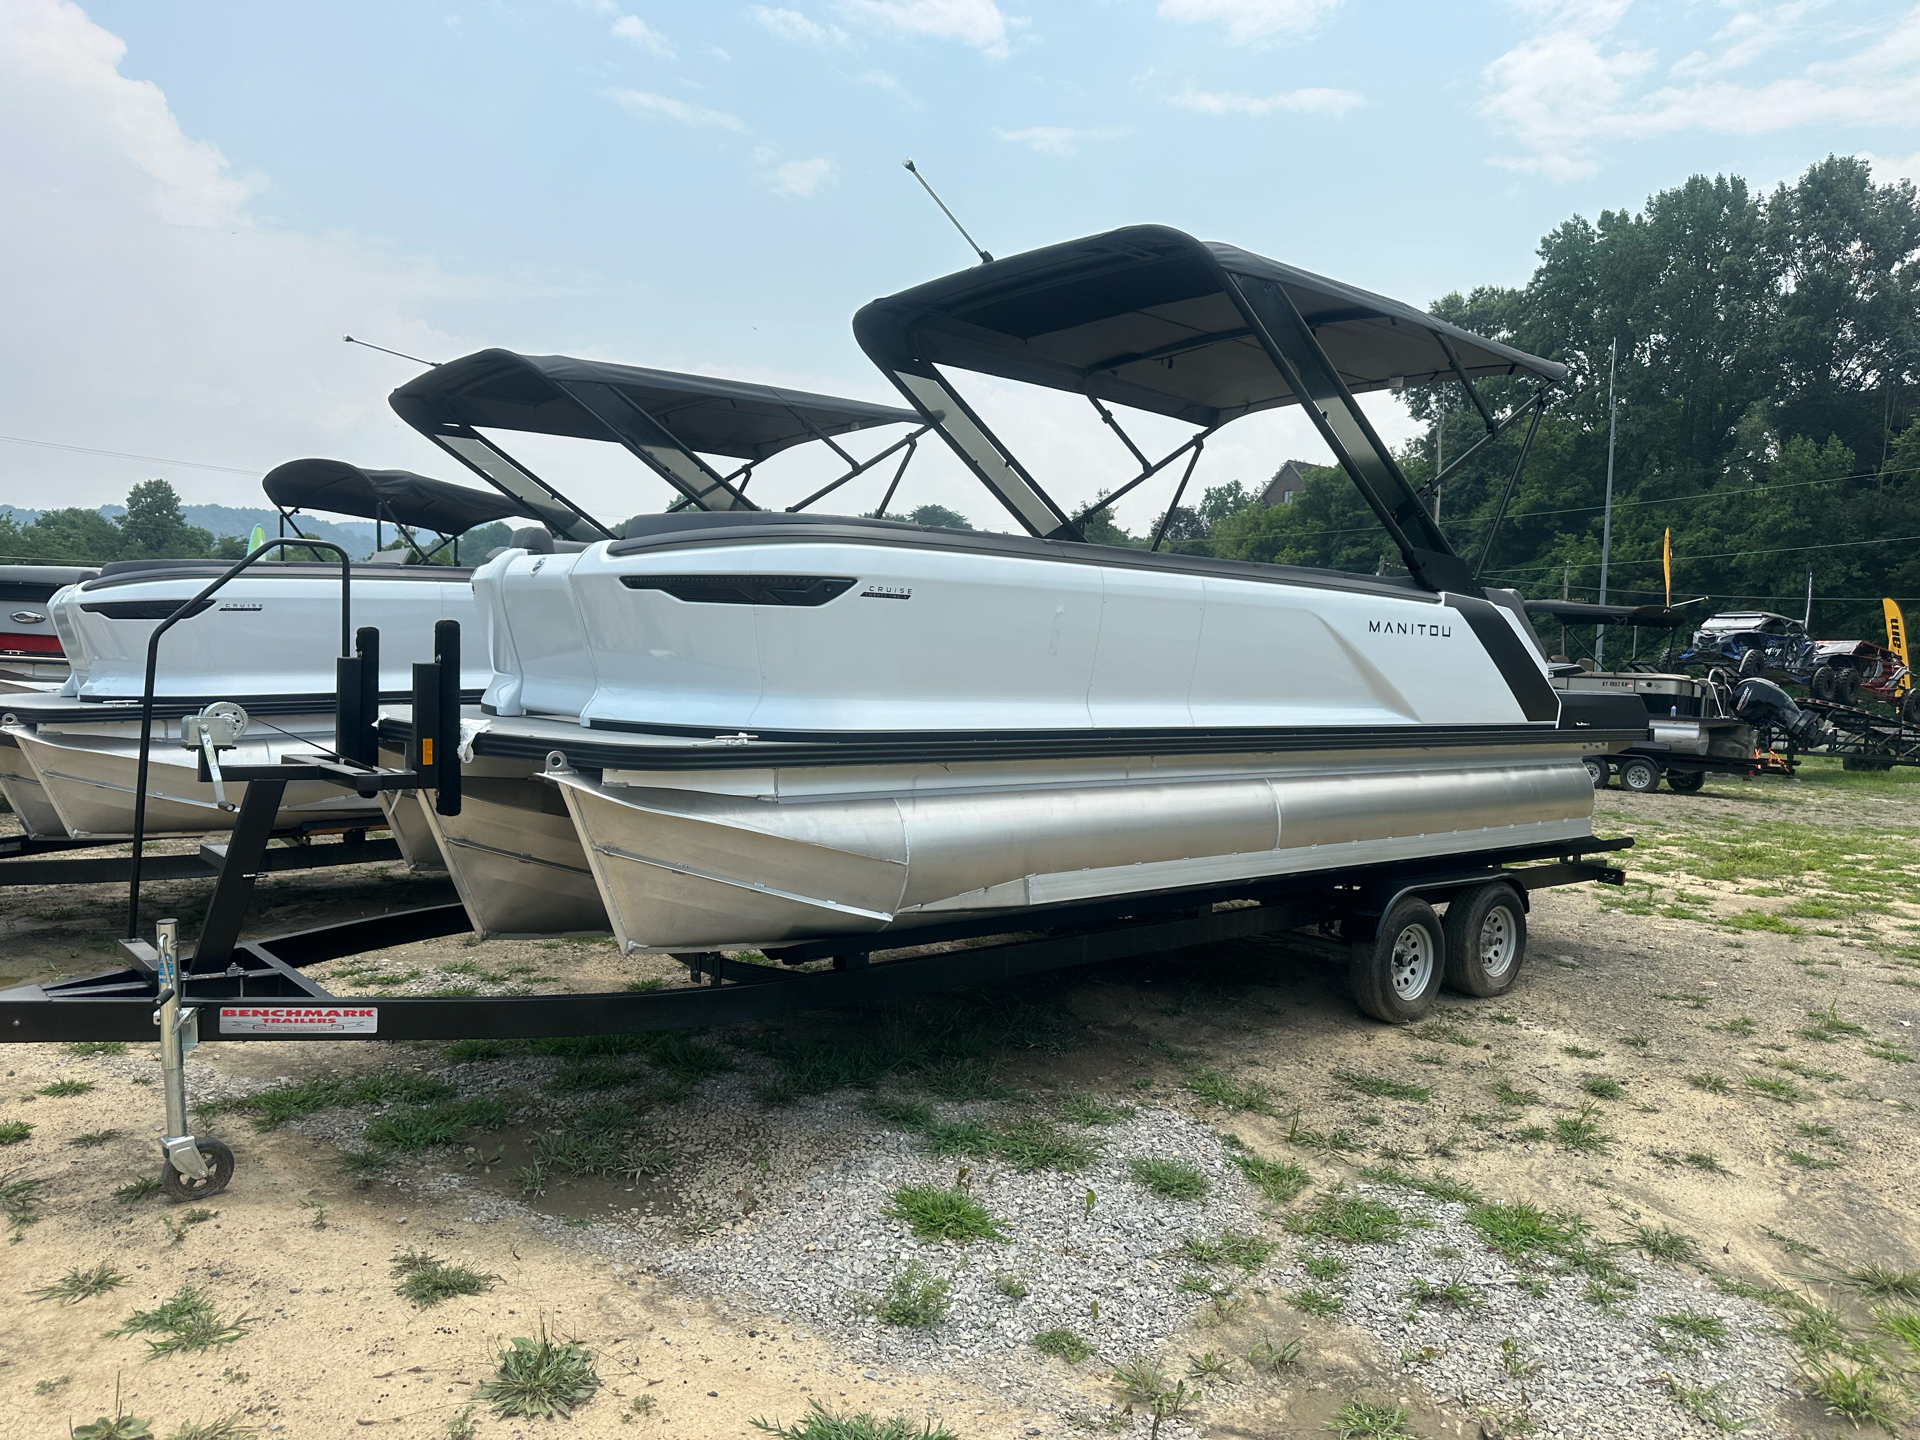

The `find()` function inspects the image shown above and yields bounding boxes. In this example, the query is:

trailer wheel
[160,1138,234,1202]
[1441,883,1526,999]
[1349,896,1444,1024]
[1618,756,1661,793]
[1582,757,1609,789]
[1665,769,1706,794]
[1811,665,1838,702]
[1903,690,1920,728]
[1737,649,1765,680]
[1843,756,1895,773]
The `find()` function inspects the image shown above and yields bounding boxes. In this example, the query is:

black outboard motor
[1735,677,1831,749]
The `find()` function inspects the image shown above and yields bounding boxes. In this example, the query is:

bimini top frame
[263,458,535,565]
[388,349,931,543]
[853,224,1567,594]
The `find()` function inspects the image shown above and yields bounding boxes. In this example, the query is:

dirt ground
[1,757,1916,1440]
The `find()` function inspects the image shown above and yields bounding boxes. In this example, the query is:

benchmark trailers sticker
[219,1005,378,1035]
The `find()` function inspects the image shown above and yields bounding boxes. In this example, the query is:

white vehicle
[382,230,1645,1018]
[0,462,525,840]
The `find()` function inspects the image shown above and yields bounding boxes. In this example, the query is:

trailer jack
[151,915,235,1200]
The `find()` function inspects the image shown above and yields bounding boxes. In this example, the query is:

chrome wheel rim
[1478,906,1517,980]
[1389,923,1434,999]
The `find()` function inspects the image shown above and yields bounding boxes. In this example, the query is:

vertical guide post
[1597,336,1619,670]
[433,620,462,817]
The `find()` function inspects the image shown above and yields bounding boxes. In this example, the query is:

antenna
[902,159,992,265]
[343,335,440,367]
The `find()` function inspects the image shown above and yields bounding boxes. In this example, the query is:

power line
[0,434,258,476]
[1487,532,1920,578]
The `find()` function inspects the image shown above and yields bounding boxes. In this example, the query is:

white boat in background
[0,565,98,692]
[0,462,527,840]
[385,228,1646,964]
[376,349,929,936]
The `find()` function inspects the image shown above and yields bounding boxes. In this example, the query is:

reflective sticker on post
[219,1006,378,1035]
[421,737,434,766]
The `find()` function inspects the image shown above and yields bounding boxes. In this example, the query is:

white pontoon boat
[386,229,1646,976]
[0,462,525,840]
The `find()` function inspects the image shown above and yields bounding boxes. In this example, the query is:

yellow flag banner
[1662,529,1672,607]
[1885,599,1910,694]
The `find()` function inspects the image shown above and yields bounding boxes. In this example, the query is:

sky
[3,0,1918,536]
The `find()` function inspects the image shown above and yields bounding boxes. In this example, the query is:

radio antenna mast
[902,159,992,265]
[343,335,440,367]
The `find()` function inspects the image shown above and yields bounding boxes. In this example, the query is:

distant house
[1261,460,1314,506]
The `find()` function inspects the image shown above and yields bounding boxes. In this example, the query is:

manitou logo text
[1368,620,1453,637]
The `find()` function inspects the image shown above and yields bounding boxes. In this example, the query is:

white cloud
[610,14,675,56]
[771,156,835,196]
[1155,0,1343,48]
[1171,85,1361,116]
[608,88,747,131]
[837,0,1009,58]
[750,6,848,46]
[862,68,908,94]
[1861,146,1920,186]
[994,125,1129,158]
[1481,1,1920,181]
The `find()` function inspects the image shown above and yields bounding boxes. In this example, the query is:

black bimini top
[263,459,530,534]
[853,224,1564,428]
[390,350,919,462]
[1525,600,1691,629]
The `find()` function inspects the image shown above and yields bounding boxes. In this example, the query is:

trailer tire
[1441,883,1526,999]
[1737,649,1766,679]
[1843,756,1894,772]
[1618,756,1661,793]
[160,1138,234,1202]
[1811,666,1838,702]
[1350,896,1445,1024]
[1665,769,1707,794]
[1583,757,1609,789]
[1903,690,1920,728]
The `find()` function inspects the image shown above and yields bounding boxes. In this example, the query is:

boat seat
[507,527,590,554]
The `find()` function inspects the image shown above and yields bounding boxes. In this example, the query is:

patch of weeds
[1843,1265,1920,1302]
[1879,1310,1920,1362]
[1235,1153,1310,1203]
[547,1057,643,1093]
[391,1248,500,1307]
[1560,1045,1602,1059]
[1800,1364,1909,1431]
[66,1040,128,1057]
[1187,1068,1279,1114]
[1491,1080,1540,1108]
[992,1273,1028,1299]
[914,1058,1009,1102]
[1783,1302,1851,1357]
[922,1117,1096,1173]
[1333,1069,1430,1102]
[876,1260,950,1328]
[1760,1056,1843,1082]
[1327,1397,1413,1439]
[1186,1350,1234,1382]
[1302,1251,1351,1281]
[34,1376,71,1396]
[1660,1377,1751,1432]
[1247,1334,1301,1373]
[1652,1309,1730,1353]
[68,1128,123,1149]
[475,1324,600,1419]
[1684,1152,1731,1174]
[38,1077,96,1097]
[1551,1102,1613,1153]
[886,1184,1003,1243]
[2,1169,46,1238]
[1722,911,1803,936]
[113,1175,162,1203]
[1621,1032,1653,1050]
[1285,1190,1406,1245]
[864,1095,934,1131]
[1357,1164,1481,1204]
[0,1119,32,1145]
[213,1072,456,1131]
[362,1096,508,1152]
[1406,1275,1480,1311]
[1712,1014,1759,1037]
[1580,1075,1626,1099]
[1129,1157,1210,1201]
[1058,1093,1129,1126]
[1287,1287,1343,1317]
[1800,1004,1867,1043]
[1464,1202,1589,1267]
[69,1383,154,1440]
[749,1399,959,1439]
[1412,1021,1478,1048]
[1786,1150,1841,1170]
[1866,1041,1916,1063]
[1284,1110,1359,1152]
[30,1260,127,1303]
[1688,1072,1732,1094]
[1181,1228,1279,1272]
[163,1415,257,1440]
[110,1286,255,1355]
[1631,1224,1699,1264]
[1499,1336,1540,1379]
[1032,1328,1094,1363]
[1744,1074,1805,1103]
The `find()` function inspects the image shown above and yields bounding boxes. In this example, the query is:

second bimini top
[263,458,531,535]
[389,349,924,540]
[855,224,1567,594]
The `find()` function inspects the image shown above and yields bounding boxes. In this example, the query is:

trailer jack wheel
[161,1137,234,1202]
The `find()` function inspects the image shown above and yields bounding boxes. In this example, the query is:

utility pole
[1433,410,1444,522]
[1596,336,1619,670]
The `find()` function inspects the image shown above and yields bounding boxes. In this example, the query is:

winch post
[153,918,206,1180]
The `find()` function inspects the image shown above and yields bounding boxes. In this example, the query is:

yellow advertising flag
[1662,528,1672,608]
[1885,598,1910,694]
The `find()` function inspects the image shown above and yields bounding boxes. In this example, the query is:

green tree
[115,479,216,558]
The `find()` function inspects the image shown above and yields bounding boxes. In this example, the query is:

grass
[877,1261,950,1328]
[1186,1350,1234,1382]
[1333,1070,1430,1102]
[1058,1093,1129,1126]
[1687,1072,1732,1094]
[1684,1151,1731,1174]
[1880,1310,1920,1362]
[750,1399,959,1440]
[362,1096,507,1151]
[1561,1044,1602,1059]
[1246,1335,1301,1373]
[1631,1224,1699,1264]
[110,1286,255,1355]
[475,1325,601,1419]
[1235,1153,1310,1203]
[886,1185,1003,1243]
[1580,1075,1626,1099]
[1303,1252,1351,1281]
[69,1128,124,1149]
[1406,1275,1480,1311]
[1801,1364,1910,1430]
[1844,1265,1920,1301]
[1031,1327,1095,1363]
[1660,1377,1750,1432]
[1744,1075,1805,1103]
[1327,1398,1413,1439]
[992,1273,1028,1299]
[1551,1102,1613,1152]
[917,1116,1098,1173]
[1464,1202,1589,1267]
[1491,1079,1541,1108]
[163,1416,256,1440]
[39,1077,96,1097]
[1413,1020,1479,1048]
[210,1071,457,1130]
[1187,1068,1279,1114]
[1285,1191,1407,1245]
[113,1175,162,1203]
[0,1119,32,1145]
[1129,1157,1210,1201]
[29,1261,127,1304]
[2,1170,46,1238]
[1653,1309,1730,1349]
[1288,1287,1344,1316]
[1356,1164,1481,1205]
[1181,1228,1279,1271]
[390,1248,500,1307]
